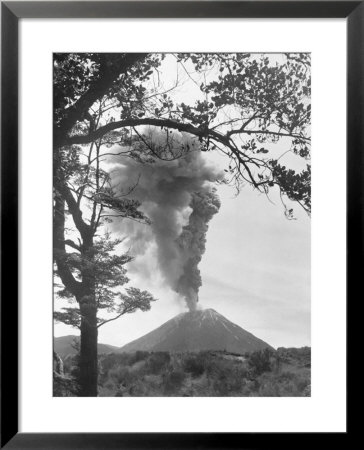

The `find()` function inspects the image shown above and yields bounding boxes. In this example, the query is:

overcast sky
[54,54,310,349]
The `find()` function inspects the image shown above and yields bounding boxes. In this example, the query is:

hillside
[54,335,118,358]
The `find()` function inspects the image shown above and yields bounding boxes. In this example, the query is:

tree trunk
[78,289,98,396]
[55,181,99,396]
[78,230,98,397]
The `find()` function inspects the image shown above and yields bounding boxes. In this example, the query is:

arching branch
[54,53,148,147]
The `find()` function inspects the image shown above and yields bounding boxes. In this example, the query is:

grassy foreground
[57,347,310,397]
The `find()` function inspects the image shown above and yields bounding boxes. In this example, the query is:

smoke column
[175,190,221,310]
[108,132,223,311]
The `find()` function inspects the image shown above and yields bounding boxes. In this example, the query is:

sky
[54,54,310,349]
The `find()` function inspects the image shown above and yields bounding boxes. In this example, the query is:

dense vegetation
[55,347,310,397]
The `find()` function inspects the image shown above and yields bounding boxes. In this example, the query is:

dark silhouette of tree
[54,121,157,396]
[53,52,311,396]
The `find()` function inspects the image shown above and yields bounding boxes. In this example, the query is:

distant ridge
[54,335,118,358]
[118,308,274,353]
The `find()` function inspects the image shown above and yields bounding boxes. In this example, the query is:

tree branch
[55,53,148,147]
[97,310,126,328]
[53,193,82,297]
[227,128,310,142]
[97,305,135,328]
[64,118,207,146]
[57,181,92,241]
[64,239,81,252]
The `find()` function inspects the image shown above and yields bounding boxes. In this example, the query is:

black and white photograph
[53,52,311,398]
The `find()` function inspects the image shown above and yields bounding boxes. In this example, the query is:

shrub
[210,363,247,396]
[163,370,186,394]
[255,371,310,397]
[53,373,78,397]
[133,351,149,363]
[128,380,149,396]
[183,355,206,377]
[248,349,274,375]
[108,366,133,385]
[100,353,132,379]
[256,380,280,397]
[146,352,171,374]
[276,347,311,367]
[212,373,229,396]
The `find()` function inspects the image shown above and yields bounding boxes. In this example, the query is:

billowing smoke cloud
[108,132,223,310]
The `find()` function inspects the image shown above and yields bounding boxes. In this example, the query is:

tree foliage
[54,232,156,329]
[55,52,311,215]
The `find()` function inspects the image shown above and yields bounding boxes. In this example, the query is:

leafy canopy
[55,52,311,216]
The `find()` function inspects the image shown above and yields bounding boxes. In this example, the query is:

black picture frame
[1,1,357,448]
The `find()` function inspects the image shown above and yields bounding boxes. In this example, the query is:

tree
[54,130,157,396]
[54,52,311,396]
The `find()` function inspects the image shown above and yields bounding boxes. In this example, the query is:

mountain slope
[118,308,273,353]
[54,335,118,358]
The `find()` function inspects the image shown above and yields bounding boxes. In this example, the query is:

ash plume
[108,131,223,310]
[175,190,221,310]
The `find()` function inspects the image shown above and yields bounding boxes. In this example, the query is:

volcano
[118,308,273,353]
